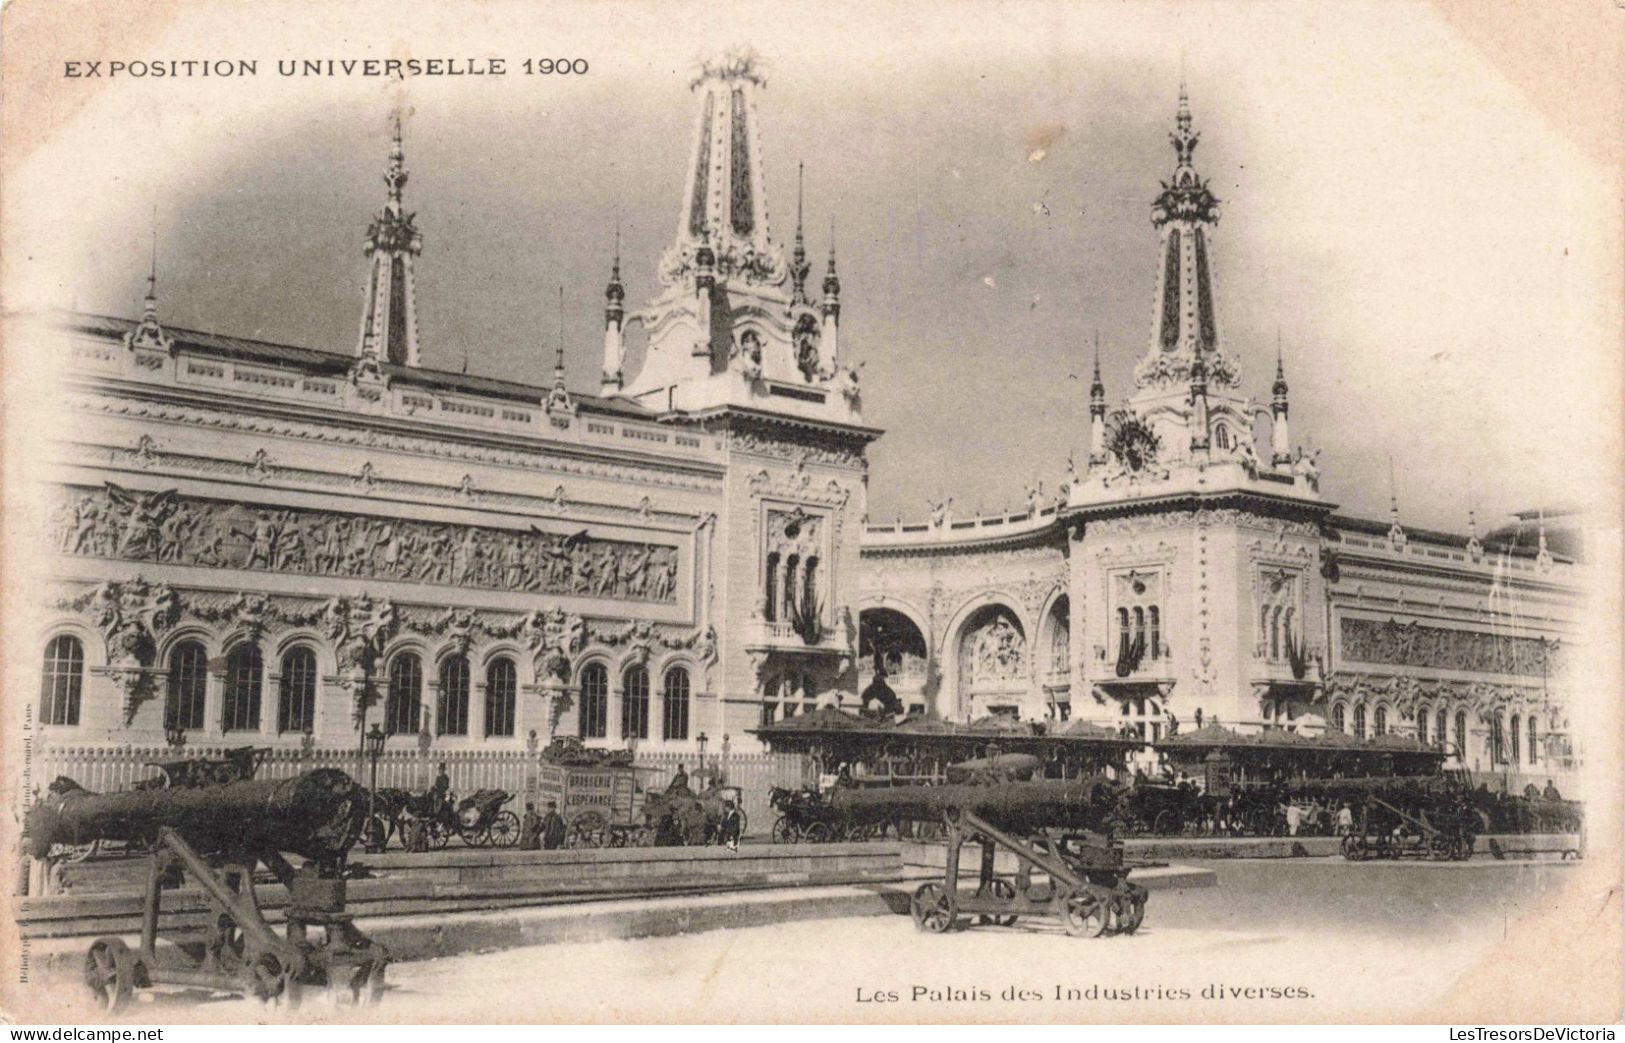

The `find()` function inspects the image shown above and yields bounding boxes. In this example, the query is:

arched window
[40,635,84,727]
[1283,608,1295,651]
[763,552,779,623]
[385,654,422,736]
[1416,708,1429,747]
[1527,716,1537,765]
[1353,704,1367,740]
[1132,607,1145,647]
[579,663,608,739]
[1215,425,1231,450]
[166,640,208,731]
[1332,703,1346,733]
[1436,709,1448,750]
[662,667,690,741]
[1491,714,1505,765]
[1454,711,1467,757]
[1269,607,1283,661]
[437,656,470,736]
[1148,607,1161,659]
[1509,714,1521,764]
[622,665,650,741]
[223,645,263,732]
[485,658,517,738]
[1373,706,1387,737]
[783,554,800,620]
[276,647,318,734]
[1117,608,1130,648]
[802,557,819,620]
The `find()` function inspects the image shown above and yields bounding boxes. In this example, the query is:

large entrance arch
[949,602,1030,721]
[858,607,930,715]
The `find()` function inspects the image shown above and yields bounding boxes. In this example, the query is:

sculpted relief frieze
[48,484,681,605]
[1339,616,1565,678]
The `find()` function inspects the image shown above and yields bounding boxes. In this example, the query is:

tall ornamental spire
[125,208,173,354]
[1135,80,1237,391]
[356,109,424,368]
[657,49,786,290]
[789,161,810,305]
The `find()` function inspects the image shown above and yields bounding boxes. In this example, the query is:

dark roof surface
[66,312,655,420]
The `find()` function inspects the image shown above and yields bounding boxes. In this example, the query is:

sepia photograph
[1,0,1620,1027]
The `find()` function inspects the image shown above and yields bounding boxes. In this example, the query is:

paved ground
[32,857,1601,1023]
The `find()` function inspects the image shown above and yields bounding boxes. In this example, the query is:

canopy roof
[751,708,1139,747]
[1155,724,1443,758]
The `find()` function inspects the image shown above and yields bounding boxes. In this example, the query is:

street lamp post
[364,723,387,851]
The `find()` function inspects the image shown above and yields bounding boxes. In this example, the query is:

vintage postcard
[1,0,1620,1026]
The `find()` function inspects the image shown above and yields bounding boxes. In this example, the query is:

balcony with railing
[743,617,852,656]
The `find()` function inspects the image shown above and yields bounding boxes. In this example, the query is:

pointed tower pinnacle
[1270,333,1292,465]
[1136,79,1235,392]
[1088,332,1108,465]
[789,161,811,305]
[602,222,626,396]
[125,207,173,354]
[1387,453,1407,549]
[822,218,841,307]
[548,284,573,414]
[658,49,786,290]
[1535,509,1553,572]
[356,107,424,368]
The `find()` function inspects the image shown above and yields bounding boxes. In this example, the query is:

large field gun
[832,779,1147,938]
[25,769,388,1011]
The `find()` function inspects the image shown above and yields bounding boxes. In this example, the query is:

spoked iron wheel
[84,937,136,1012]
[910,882,955,934]
[802,821,831,844]
[487,810,521,848]
[1061,891,1111,938]
[771,816,796,844]
[974,878,1019,927]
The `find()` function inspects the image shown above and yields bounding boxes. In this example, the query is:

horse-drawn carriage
[1287,776,1481,861]
[364,786,520,851]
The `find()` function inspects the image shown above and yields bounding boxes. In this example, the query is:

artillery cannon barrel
[25,768,364,861]
[830,778,1124,833]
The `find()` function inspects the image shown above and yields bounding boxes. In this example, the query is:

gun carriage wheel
[84,937,139,1013]
[910,882,956,933]
[1060,889,1111,939]
[973,877,1019,927]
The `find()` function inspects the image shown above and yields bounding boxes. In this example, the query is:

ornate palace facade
[27,56,874,778]
[855,87,1586,791]
[25,64,1586,795]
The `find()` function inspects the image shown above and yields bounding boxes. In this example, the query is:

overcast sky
[9,0,1619,535]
